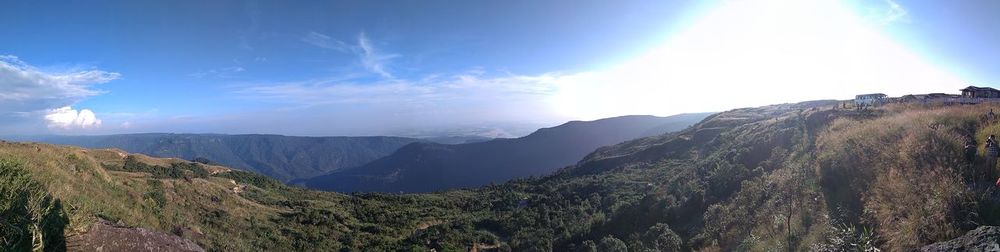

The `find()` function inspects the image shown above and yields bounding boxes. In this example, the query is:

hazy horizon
[1,112,717,138]
[3,0,998,136]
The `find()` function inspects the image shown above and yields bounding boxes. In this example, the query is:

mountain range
[297,113,713,192]
[9,113,708,191]
[3,134,420,182]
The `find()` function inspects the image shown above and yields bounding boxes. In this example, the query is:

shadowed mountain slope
[298,113,712,193]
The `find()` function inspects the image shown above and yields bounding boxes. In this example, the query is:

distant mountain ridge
[298,113,713,192]
[5,133,420,182]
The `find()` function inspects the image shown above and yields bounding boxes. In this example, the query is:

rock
[922,226,1000,252]
[69,219,204,252]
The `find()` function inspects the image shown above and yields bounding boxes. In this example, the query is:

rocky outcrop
[922,226,1000,251]
[69,219,204,252]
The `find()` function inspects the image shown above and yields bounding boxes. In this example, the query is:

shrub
[143,179,167,209]
[105,155,209,179]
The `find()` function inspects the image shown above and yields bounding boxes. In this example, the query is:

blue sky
[1,0,998,136]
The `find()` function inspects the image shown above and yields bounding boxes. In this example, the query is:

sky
[1,0,998,136]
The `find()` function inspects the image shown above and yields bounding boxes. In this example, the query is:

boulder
[69,219,204,252]
[922,226,1000,252]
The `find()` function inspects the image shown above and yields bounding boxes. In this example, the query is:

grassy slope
[7,134,422,182]
[4,102,1000,251]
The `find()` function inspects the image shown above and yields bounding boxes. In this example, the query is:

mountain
[7,101,1000,251]
[4,133,420,182]
[297,113,713,193]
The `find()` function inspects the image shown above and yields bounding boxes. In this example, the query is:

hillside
[5,134,420,182]
[297,113,712,193]
[6,102,1000,251]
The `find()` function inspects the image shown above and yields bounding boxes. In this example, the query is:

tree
[627,233,649,252]
[644,223,682,252]
[599,235,628,252]
[580,240,598,252]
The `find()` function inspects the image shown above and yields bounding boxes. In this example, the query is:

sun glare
[550,0,965,120]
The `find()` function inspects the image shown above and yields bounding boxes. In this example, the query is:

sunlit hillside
[4,101,1000,251]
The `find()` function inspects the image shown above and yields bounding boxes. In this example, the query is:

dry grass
[0,141,282,249]
[815,104,994,250]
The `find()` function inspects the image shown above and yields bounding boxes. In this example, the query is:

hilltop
[5,101,1000,251]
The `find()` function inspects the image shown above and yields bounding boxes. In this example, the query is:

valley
[298,113,711,193]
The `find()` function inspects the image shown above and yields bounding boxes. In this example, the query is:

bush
[214,170,283,190]
[144,179,167,209]
[105,155,209,179]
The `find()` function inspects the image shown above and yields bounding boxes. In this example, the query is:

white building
[855,93,887,107]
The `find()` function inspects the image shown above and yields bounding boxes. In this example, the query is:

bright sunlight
[549,0,965,120]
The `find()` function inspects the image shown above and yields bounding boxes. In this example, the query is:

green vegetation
[102,155,209,180]
[0,159,68,251]
[3,101,1000,251]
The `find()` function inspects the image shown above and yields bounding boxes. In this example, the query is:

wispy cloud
[878,0,907,25]
[859,0,907,25]
[301,31,351,52]
[189,66,246,78]
[356,32,399,78]
[236,71,559,107]
[0,55,117,130]
[238,0,261,50]
[302,31,400,78]
[230,70,568,134]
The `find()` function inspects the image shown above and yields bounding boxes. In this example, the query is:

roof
[960,86,1000,92]
[902,93,961,99]
[855,93,887,98]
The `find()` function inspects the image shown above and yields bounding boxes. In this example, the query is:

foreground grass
[0,159,67,251]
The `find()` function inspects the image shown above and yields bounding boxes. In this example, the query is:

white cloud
[302,31,400,78]
[0,55,118,114]
[44,106,102,129]
[0,55,117,132]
